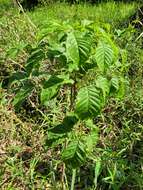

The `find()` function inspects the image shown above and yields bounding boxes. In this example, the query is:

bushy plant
[5,19,130,189]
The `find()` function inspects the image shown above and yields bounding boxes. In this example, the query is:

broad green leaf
[9,72,27,86]
[13,83,34,110]
[84,119,99,153]
[110,76,119,93]
[81,19,93,27]
[62,141,86,168]
[84,128,98,153]
[68,62,79,72]
[45,132,66,147]
[77,36,91,64]
[43,75,74,88]
[85,119,97,129]
[7,43,27,59]
[43,75,64,88]
[96,76,110,100]
[117,77,128,100]
[95,41,113,72]
[40,85,59,105]
[75,86,101,119]
[41,75,74,105]
[49,115,78,134]
[7,48,19,59]
[66,32,79,72]
[25,49,45,75]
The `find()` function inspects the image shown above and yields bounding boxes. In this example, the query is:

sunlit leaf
[95,41,113,72]
[96,76,110,100]
[40,85,59,105]
[66,32,79,72]
[75,86,102,119]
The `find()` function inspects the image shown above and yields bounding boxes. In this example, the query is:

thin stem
[71,169,76,190]
[70,74,77,111]
[61,139,68,190]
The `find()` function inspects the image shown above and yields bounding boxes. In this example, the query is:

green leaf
[7,48,19,59]
[85,128,98,153]
[9,72,27,86]
[62,141,86,168]
[49,115,78,134]
[66,32,79,72]
[43,75,64,88]
[25,49,45,75]
[117,77,128,100]
[75,86,101,119]
[77,36,91,64]
[84,119,99,153]
[110,76,119,93]
[41,75,74,105]
[43,75,74,88]
[45,132,66,147]
[13,83,34,110]
[7,43,27,59]
[40,85,59,105]
[96,76,110,101]
[95,41,113,72]
[94,159,102,188]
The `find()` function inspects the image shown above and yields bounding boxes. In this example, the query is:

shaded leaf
[9,72,27,86]
[49,115,78,134]
[43,75,74,88]
[62,141,86,168]
[46,132,66,147]
[77,36,91,64]
[43,75,64,88]
[41,74,74,105]
[25,49,45,75]
[110,76,119,93]
[117,77,128,100]
[13,83,34,110]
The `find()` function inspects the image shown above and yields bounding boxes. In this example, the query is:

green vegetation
[0,0,143,190]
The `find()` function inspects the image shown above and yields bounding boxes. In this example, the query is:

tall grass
[28,2,138,27]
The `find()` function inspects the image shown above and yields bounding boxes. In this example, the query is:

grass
[29,2,138,25]
[0,1,139,60]
[0,0,143,189]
